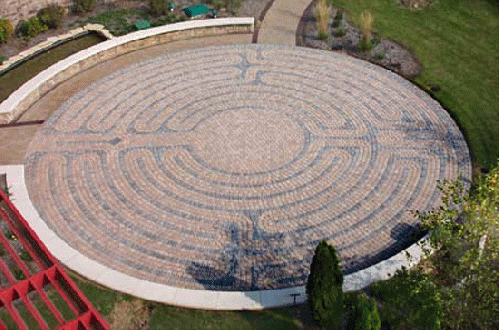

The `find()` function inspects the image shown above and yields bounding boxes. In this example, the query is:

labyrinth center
[24,44,471,291]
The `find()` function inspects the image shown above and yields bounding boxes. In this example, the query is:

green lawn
[69,271,316,329]
[332,0,499,169]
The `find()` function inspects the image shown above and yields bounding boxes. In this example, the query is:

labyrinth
[24,44,471,291]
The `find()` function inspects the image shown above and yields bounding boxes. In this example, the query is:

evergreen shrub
[306,239,343,329]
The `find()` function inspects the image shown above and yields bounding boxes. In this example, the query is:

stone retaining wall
[0,24,113,74]
[0,18,254,124]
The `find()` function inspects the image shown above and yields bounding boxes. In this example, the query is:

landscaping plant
[359,10,373,51]
[73,0,97,13]
[37,4,66,29]
[314,0,331,40]
[372,267,443,330]
[0,18,14,44]
[346,293,381,330]
[149,0,169,16]
[306,239,343,329]
[414,161,499,329]
[19,17,48,40]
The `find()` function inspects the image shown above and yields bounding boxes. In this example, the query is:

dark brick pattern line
[24,44,471,291]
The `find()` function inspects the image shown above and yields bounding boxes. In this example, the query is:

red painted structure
[0,188,110,329]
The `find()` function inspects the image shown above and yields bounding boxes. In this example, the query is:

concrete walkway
[256,0,312,45]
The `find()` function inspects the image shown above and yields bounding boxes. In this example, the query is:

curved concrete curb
[0,18,254,124]
[1,165,433,309]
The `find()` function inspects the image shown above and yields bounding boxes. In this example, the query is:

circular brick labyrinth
[24,45,471,291]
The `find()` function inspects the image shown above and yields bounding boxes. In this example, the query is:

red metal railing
[0,187,110,330]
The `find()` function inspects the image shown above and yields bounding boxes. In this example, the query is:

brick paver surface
[24,44,471,291]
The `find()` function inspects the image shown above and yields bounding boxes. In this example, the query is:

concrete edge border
[1,164,433,310]
[0,17,255,124]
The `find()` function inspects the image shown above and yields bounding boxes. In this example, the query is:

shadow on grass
[148,301,322,330]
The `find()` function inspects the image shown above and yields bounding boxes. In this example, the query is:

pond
[0,32,106,103]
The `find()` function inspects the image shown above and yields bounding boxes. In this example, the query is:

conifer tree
[306,239,343,329]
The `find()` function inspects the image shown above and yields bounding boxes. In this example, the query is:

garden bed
[298,0,421,79]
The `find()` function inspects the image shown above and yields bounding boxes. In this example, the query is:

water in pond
[0,33,105,103]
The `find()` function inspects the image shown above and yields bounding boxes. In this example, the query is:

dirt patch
[107,300,152,330]
[297,1,421,79]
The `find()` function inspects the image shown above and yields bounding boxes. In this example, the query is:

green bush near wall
[73,0,97,13]
[0,18,14,43]
[37,4,66,29]
[19,17,48,40]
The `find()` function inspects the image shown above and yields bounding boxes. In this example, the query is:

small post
[290,293,301,306]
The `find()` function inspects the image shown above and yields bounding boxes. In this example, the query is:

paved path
[256,0,312,45]
[0,34,252,165]
[23,44,470,292]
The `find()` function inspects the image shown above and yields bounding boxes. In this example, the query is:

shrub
[149,0,168,16]
[0,18,14,43]
[335,27,346,37]
[375,51,386,60]
[4,230,17,240]
[37,4,66,29]
[372,267,443,330]
[19,250,33,261]
[73,0,97,13]
[19,17,48,40]
[151,14,185,27]
[331,10,343,28]
[357,38,375,52]
[0,55,5,65]
[13,268,25,280]
[346,294,381,330]
[306,239,343,329]
[317,30,329,40]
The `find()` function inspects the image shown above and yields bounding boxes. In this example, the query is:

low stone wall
[0,18,254,124]
[0,24,113,74]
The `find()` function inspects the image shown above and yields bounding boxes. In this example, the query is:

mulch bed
[297,1,421,79]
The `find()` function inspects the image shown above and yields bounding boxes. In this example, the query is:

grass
[67,270,318,329]
[148,304,306,330]
[331,0,499,169]
[0,285,77,329]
